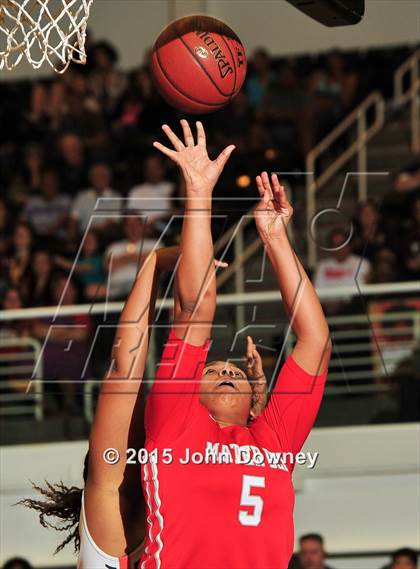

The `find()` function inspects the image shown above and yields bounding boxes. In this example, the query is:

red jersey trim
[141,462,164,569]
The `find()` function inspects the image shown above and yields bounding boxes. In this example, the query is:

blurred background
[0,1,419,568]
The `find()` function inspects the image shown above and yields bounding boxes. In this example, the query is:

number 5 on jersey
[239,475,265,526]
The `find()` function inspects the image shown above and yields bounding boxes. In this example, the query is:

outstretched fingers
[261,171,274,199]
[246,335,254,363]
[256,174,271,206]
[271,173,289,214]
[153,141,177,161]
[161,124,185,151]
[180,119,195,147]
[215,144,235,170]
[196,121,206,147]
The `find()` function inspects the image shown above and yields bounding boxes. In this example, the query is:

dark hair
[13,220,33,237]
[299,533,324,546]
[18,453,89,554]
[49,272,83,304]
[0,285,22,309]
[40,165,59,178]
[2,558,34,569]
[91,40,119,65]
[327,226,348,248]
[392,548,418,565]
[355,197,380,218]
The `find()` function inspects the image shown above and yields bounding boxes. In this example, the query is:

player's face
[199,361,253,426]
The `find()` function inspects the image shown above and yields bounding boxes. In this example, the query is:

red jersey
[140,330,327,569]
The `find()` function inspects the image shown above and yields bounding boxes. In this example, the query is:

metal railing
[0,281,418,423]
[306,90,386,267]
[0,282,418,319]
[394,48,420,152]
[0,336,43,420]
[284,308,420,395]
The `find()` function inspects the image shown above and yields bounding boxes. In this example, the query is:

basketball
[150,15,247,114]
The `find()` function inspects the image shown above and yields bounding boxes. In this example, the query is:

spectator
[22,168,71,246]
[314,227,371,315]
[70,162,122,238]
[8,143,45,205]
[30,250,54,307]
[0,287,33,394]
[308,50,359,141]
[59,67,101,116]
[5,221,34,302]
[0,198,12,295]
[390,548,418,569]
[127,65,176,142]
[314,227,370,293]
[22,144,44,193]
[298,534,335,569]
[324,51,359,111]
[58,82,107,150]
[31,274,91,414]
[55,229,105,299]
[0,286,31,339]
[382,153,420,234]
[89,40,127,119]
[56,132,87,196]
[368,248,400,284]
[2,557,33,569]
[393,154,420,195]
[351,199,387,262]
[128,154,175,234]
[246,47,275,108]
[259,61,312,161]
[0,198,13,258]
[105,216,158,300]
[397,195,420,280]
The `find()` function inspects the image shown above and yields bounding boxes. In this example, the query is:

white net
[0,0,94,73]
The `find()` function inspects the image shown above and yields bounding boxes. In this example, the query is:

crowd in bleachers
[2,540,418,569]
[0,39,419,390]
[1,40,419,316]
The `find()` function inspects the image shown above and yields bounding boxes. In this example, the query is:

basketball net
[0,0,94,73]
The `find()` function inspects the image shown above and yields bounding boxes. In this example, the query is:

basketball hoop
[0,0,94,73]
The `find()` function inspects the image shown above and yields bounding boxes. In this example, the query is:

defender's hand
[254,172,293,242]
[153,120,235,195]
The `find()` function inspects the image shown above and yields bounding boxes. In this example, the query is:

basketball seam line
[178,34,234,99]
[155,48,223,108]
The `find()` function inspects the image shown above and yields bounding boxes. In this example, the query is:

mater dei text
[178,443,319,469]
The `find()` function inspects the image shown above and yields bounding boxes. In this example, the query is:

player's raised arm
[153,119,234,345]
[254,172,331,373]
[253,172,331,461]
[85,247,177,557]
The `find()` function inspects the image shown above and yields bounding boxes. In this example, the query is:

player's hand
[245,336,268,419]
[254,172,293,242]
[153,120,235,194]
[156,246,228,272]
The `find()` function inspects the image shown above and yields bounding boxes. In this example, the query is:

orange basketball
[150,15,247,114]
